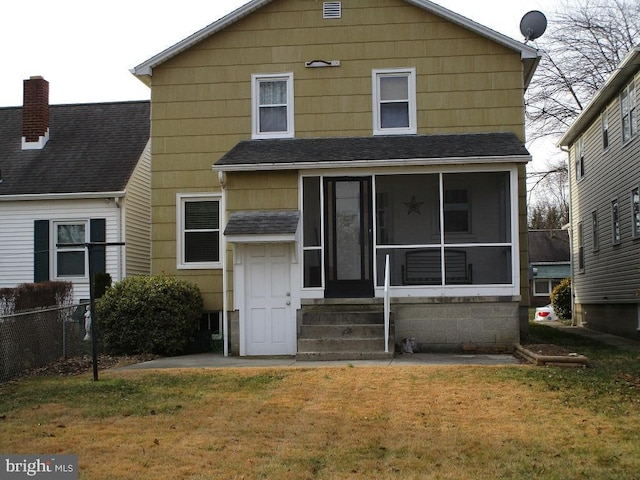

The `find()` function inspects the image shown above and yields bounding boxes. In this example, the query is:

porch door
[245,244,295,355]
[324,177,374,298]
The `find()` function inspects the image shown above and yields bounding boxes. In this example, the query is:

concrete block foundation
[391,296,520,352]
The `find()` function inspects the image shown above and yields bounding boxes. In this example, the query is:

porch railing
[384,254,390,353]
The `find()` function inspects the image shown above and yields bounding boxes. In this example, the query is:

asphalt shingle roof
[0,101,150,196]
[216,133,529,167]
[528,230,570,263]
[224,210,300,236]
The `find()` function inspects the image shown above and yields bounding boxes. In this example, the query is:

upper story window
[372,68,417,135]
[575,136,585,180]
[612,198,621,245]
[601,111,609,150]
[252,73,294,139]
[55,222,87,278]
[632,187,640,238]
[621,81,636,143]
[178,194,221,269]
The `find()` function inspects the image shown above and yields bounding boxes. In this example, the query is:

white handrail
[384,254,390,353]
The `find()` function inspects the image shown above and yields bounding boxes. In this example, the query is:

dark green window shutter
[90,218,106,274]
[34,220,50,282]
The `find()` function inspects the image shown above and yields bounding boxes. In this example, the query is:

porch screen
[375,172,512,286]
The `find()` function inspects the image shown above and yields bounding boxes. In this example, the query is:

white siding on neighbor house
[569,73,640,304]
[0,198,123,303]
[123,142,151,276]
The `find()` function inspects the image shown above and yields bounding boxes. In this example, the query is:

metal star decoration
[404,195,424,215]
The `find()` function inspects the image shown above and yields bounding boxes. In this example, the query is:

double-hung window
[592,210,599,252]
[621,81,636,143]
[612,198,621,245]
[575,137,585,180]
[372,68,417,135]
[601,111,609,149]
[252,73,294,139]
[55,222,87,278]
[632,187,640,238]
[178,194,221,269]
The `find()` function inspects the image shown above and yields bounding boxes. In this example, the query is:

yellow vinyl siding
[123,142,152,276]
[148,0,529,309]
[226,171,299,212]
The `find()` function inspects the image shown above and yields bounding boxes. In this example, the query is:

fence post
[62,313,66,359]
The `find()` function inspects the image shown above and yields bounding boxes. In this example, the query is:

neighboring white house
[0,77,151,303]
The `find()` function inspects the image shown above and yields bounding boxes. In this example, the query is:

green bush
[96,275,203,356]
[551,277,572,320]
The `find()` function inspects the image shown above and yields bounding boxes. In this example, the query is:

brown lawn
[1,365,639,479]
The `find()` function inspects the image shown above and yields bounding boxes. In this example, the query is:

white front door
[244,243,295,355]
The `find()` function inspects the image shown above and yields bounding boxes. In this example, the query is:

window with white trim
[252,73,294,139]
[575,136,585,180]
[534,278,563,296]
[602,111,609,149]
[372,68,416,135]
[178,195,221,268]
[612,198,621,245]
[632,187,640,238]
[621,81,636,143]
[592,210,599,252]
[55,221,87,278]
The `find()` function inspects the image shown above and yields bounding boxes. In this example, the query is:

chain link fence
[0,304,93,382]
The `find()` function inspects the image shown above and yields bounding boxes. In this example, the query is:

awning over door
[224,210,300,243]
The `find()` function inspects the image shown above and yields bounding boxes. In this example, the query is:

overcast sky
[1,0,560,166]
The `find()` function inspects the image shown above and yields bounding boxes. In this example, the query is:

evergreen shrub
[550,277,572,320]
[96,275,203,356]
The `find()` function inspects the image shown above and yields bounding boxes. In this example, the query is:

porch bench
[402,249,472,285]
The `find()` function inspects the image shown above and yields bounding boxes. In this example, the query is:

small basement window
[323,2,341,19]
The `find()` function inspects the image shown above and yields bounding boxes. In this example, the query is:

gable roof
[215,132,530,171]
[0,101,150,198]
[559,46,640,147]
[528,229,570,264]
[132,0,540,88]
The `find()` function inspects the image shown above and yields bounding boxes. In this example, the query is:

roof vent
[323,2,341,19]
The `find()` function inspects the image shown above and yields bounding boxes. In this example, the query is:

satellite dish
[520,10,547,42]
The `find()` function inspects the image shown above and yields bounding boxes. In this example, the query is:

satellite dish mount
[520,10,547,43]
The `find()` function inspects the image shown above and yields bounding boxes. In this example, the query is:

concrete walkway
[117,321,640,371]
[538,321,640,351]
[119,352,521,370]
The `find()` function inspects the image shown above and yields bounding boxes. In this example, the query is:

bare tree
[528,159,569,229]
[526,0,640,141]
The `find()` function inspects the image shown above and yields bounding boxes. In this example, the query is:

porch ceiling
[214,133,530,171]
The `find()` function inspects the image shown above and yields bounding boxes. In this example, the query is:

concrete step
[296,351,394,362]
[301,311,383,326]
[298,337,386,352]
[299,324,384,339]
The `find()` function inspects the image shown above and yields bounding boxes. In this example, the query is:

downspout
[115,197,123,281]
[560,145,575,326]
[218,171,229,357]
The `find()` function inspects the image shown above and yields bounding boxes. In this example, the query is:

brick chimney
[22,76,50,150]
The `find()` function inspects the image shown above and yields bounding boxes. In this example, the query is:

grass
[1,324,639,479]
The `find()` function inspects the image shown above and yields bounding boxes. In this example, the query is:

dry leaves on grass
[522,343,577,357]
[19,354,153,378]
